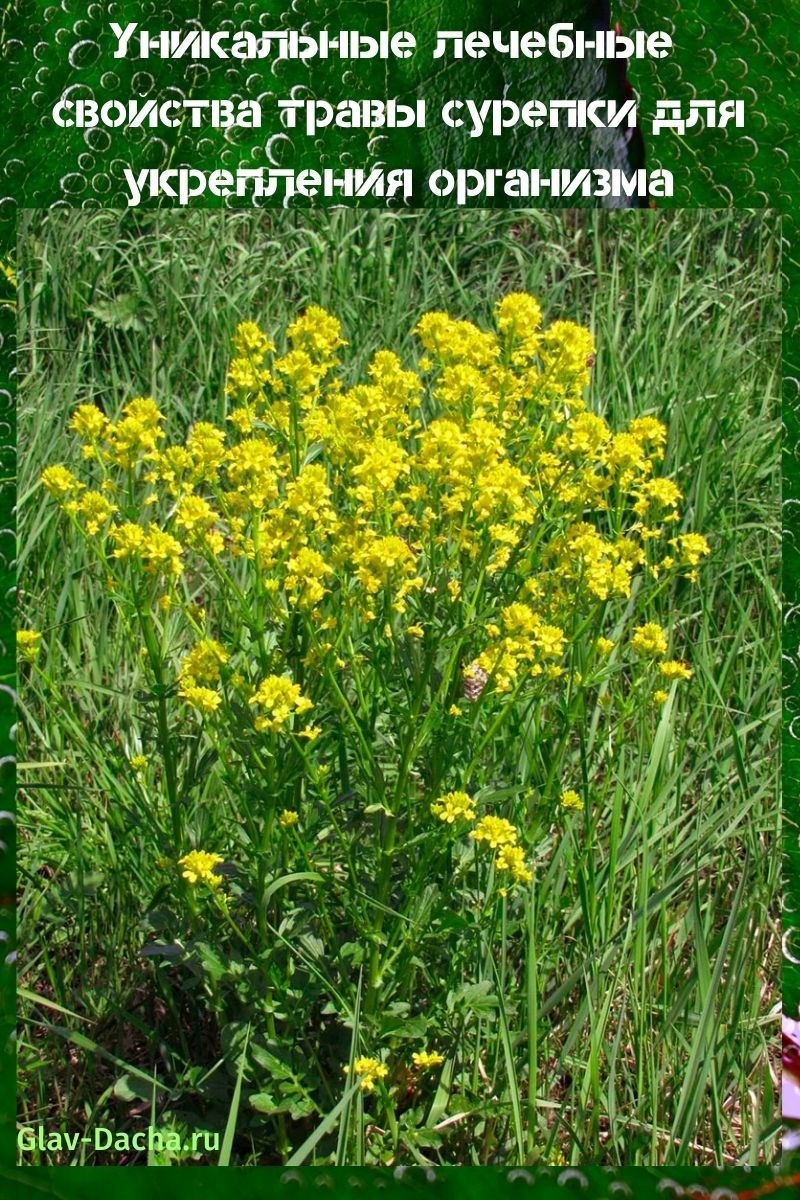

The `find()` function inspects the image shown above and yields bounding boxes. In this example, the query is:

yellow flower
[71,403,108,442]
[343,1056,388,1093]
[180,639,229,686]
[631,622,668,658]
[495,292,542,360]
[278,809,299,828]
[142,527,183,576]
[232,320,274,361]
[41,465,84,502]
[106,396,165,468]
[249,675,313,733]
[75,490,117,535]
[274,348,329,393]
[352,532,418,600]
[653,689,669,704]
[596,637,615,655]
[540,319,595,392]
[186,422,227,482]
[412,1050,445,1070]
[470,815,519,849]
[558,411,610,459]
[283,464,337,526]
[178,849,224,888]
[111,523,183,577]
[226,436,280,511]
[226,363,265,404]
[285,547,331,608]
[628,415,667,451]
[659,659,693,681]
[633,477,682,517]
[178,681,222,714]
[17,629,42,662]
[431,790,476,824]
[495,842,533,884]
[111,522,146,559]
[175,493,219,539]
[415,312,498,368]
[287,305,345,362]
[671,532,711,568]
[129,754,148,772]
[560,789,584,811]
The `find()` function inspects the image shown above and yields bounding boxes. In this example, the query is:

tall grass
[16,209,780,1166]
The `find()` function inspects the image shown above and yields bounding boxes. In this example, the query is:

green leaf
[262,871,324,907]
[112,1073,153,1104]
[218,1023,250,1167]
[448,979,498,1015]
[87,295,145,332]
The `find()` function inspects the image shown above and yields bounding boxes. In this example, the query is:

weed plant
[16,210,780,1167]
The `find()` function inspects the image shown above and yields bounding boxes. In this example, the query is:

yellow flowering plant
[33,297,711,1161]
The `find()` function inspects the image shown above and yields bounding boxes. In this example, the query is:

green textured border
[0,212,15,1165]
[0,1166,787,1195]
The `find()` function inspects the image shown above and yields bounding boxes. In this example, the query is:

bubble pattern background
[0,0,798,1185]
[0,1163,793,1195]
[0,1,646,216]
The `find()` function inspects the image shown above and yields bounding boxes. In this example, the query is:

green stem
[364,812,397,1017]
[137,597,181,850]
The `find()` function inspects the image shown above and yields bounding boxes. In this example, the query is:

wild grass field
[16,209,780,1167]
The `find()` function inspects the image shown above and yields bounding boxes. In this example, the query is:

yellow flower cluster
[628,623,695,701]
[178,849,224,889]
[471,815,519,849]
[249,674,313,734]
[431,792,532,885]
[343,1048,444,1093]
[104,397,165,469]
[17,629,42,662]
[474,602,566,693]
[470,814,532,884]
[412,1050,445,1070]
[660,659,692,681]
[41,464,83,501]
[560,789,584,812]
[631,622,668,658]
[343,1056,388,1093]
[670,532,711,581]
[112,522,182,577]
[178,638,229,714]
[37,299,710,834]
[430,791,476,824]
[42,303,709,652]
[285,547,332,609]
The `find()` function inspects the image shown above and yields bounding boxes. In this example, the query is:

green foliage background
[0,0,797,1189]
[16,208,781,1171]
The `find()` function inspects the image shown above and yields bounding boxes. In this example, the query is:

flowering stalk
[31,296,712,1151]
